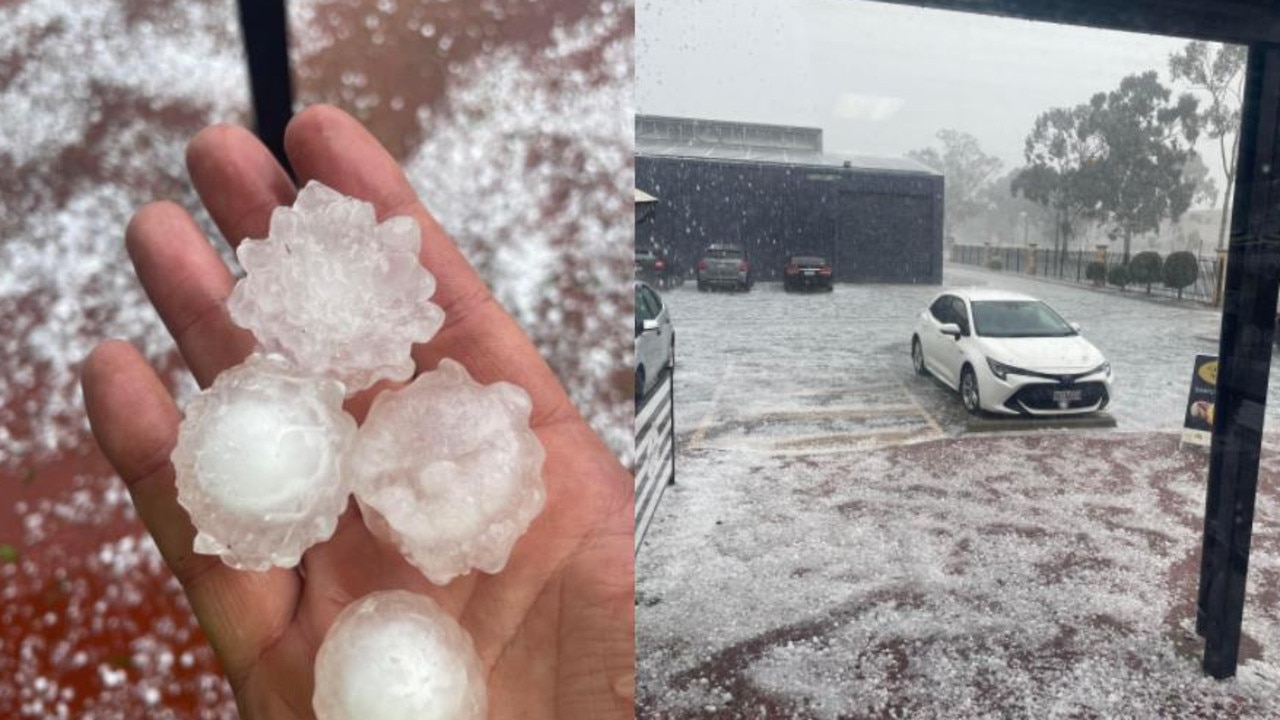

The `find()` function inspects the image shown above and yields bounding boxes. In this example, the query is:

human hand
[80,105,635,719]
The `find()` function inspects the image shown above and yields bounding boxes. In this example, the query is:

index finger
[282,105,579,427]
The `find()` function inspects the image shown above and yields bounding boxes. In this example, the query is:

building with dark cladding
[635,115,945,284]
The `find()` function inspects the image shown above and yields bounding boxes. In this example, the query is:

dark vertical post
[668,336,676,487]
[237,0,295,177]
[1197,44,1280,679]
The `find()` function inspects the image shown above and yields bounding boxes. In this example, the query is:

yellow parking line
[742,406,924,422]
[687,361,736,451]
[897,377,946,439]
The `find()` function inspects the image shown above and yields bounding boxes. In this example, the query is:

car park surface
[637,265,1280,719]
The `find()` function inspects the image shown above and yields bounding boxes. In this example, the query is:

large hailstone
[351,359,546,585]
[227,181,445,394]
[171,354,357,570]
[313,591,487,720]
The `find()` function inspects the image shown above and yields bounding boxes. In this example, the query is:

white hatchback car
[635,280,674,404]
[910,288,1112,416]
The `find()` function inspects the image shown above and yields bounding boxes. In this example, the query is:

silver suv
[695,244,752,292]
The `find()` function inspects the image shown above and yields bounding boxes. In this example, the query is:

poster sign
[1181,354,1218,448]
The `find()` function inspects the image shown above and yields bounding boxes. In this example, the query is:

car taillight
[739,261,749,272]
[696,260,708,271]
[655,260,666,270]
[819,267,832,275]
[785,264,799,275]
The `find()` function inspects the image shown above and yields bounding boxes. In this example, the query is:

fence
[634,368,676,554]
[951,245,1222,305]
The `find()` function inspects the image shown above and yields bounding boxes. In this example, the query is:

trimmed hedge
[1163,251,1199,300]
[1128,251,1163,292]
[1086,261,1106,285]
[1108,264,1130,290]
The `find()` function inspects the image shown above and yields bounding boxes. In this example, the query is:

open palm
[81,105,634,720]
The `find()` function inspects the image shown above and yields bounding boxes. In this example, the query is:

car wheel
[960,364,981,415]
[666,335,675,370]
[824,284,834,293]
[697,281,707,292]
[635,367,646,407]
[911,338,927,376]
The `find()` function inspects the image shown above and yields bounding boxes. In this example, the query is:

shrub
[1086,261,1107,285]
[986,259,1004,271]
[1128,251,1163,292]
[1163,251,1200,300]
[1108,264,1130,290]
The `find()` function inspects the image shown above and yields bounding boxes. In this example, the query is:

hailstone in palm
[171,353,357,570]
[227,181,444,394]
[312,590,487,720]
[350,359,546,585]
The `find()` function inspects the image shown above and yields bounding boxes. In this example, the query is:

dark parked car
[696,244,752,292]
[635,246,680,288]
[783,254,833,292]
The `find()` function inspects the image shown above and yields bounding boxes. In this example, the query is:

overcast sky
[636,0,1240,204]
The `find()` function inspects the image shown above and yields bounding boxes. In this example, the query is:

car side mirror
[939,323,962,339]
[1069,321,1082,333]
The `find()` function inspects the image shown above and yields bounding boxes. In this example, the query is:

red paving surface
[0,435,236,719]
[637,432,1280,719]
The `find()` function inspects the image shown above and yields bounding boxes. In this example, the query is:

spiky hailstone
[171,354,357,571]
[312,591,487,720]
[227,181,445,394]
[351,359,546,585]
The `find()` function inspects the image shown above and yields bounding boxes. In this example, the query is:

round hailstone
[312,590,487,720]
[171,354,357,570]
[350,359,546,585]
[227,180,445,394]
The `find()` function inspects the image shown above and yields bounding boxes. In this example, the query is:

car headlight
[1089,361,1111,378]
[986,357,1019,381]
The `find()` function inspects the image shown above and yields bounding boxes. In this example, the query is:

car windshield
[790,256,826,265]
[971,300,1076,338]
[706,248,743,259]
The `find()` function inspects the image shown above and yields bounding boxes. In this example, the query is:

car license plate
[1053,389,1083,403]
[803,270,816,276]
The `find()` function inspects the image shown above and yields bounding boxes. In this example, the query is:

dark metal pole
[1196,43,1280,679]
[237,0,295,178]
[668,336,676,487]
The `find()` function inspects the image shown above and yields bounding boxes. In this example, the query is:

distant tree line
[909,41,1243,266]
